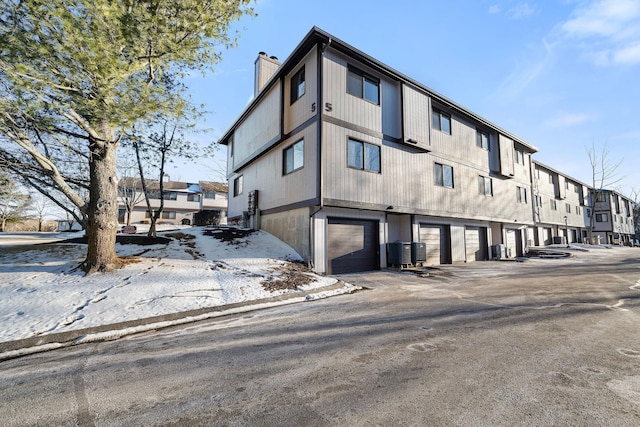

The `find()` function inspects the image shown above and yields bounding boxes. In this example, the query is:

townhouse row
[117,178,228,226]
[220,27,635,274]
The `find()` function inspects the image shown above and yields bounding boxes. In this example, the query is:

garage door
[419,225,442,266]
[326,218,379,274]
[505,229,517,258]
[465,227,481,262]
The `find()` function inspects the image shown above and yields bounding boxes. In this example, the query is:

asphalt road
[2,246,640,426]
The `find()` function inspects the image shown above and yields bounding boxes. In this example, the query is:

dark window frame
[476,129,489,150]
[187,193,201,202]
[478,175,493,196]
[347,138,381,173]
[290,66,305,105]
[233,175,243,197]
[432,108,451,134]
[435,162,454,188]
[346,65,380,104]
[517,186,527,204]
[283,139,304,175]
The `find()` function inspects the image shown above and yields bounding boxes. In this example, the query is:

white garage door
[465,227,481,262]
[505,229,517,258]
[419,225,442,266]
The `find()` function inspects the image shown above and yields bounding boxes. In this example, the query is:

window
[283,139,304,175]
[535,195,542,207]
[548,174,553,184]
[596,213,608,222]
[565,180,569,190]
[432,108,451,134]
[517,186,527,204]
[233,175,243,197]
[347,138,381,173]
[161,211,176,219]
[435,163,454,188]
[516,149,525,165]
[347,66,379,104]
[595,192,606,202]
[478,175,492,196]
[565,203,571,213]
[476,130,489,150]
[574,184,579,193]
[228,134,234,157]
[290,66,305,104]
[576,205,581,215]
[203,192,216,199]
[550,199,557,210]
[187,194,201,202]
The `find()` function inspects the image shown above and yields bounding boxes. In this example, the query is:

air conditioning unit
[491,244,507,260]
[388,242,411,266]
[411,242,427,265]
[552,236,566,245]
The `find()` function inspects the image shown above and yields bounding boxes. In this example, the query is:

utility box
[552,236,566,245]
[411,242,427,265]
[388,242,412,266]
[491,244,507,260]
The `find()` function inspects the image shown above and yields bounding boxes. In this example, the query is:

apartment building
[118,178,228,226]
[530,161,589,245]
[220,27,546,274]
[590,189,635,245]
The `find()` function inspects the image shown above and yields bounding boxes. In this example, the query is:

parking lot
[2,245,640,426]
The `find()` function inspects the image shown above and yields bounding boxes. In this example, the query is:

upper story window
[574,184,579,193]
[283,139,304,175]
[517,186,527,204]
[228,134,234,157]
[233,175,243,197]
[550,199,557,210]
[290,66,305,104]
[535,195,542,207]
[576,205,581,215]
[187,193,201,202]
[435,163,454,188]
[565,203,571,213]
[203,192,216,199]
[595,192,606,202]
[596,213,608,222]
[347,66,379,104]
[347,138,381,173]
[478,175,492,196]
[476,130,489,150]
[548,174,553,184]
[515,149,525,165]
[432,108,451,134]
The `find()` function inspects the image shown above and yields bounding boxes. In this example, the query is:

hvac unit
[552,236,566,245]
[491,244,507,260]
[388,242,412,266]
[411,242,427,265]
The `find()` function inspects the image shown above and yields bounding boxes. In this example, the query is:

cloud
[561,0,640,65]
[507,2,535,19]
[544,112,594,128]
[489,5,501,14]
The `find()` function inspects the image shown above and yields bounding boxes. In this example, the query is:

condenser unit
[411,242,427,265]
[388,242,412,266]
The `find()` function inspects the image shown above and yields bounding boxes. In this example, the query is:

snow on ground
[0,227,345,343]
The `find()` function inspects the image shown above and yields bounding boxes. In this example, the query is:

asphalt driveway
[2,245,640,426]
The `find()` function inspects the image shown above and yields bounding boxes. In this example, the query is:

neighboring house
[219,27,543,274]
[118,178,228,226]
[531,162,589,245]
[590,189,635,245]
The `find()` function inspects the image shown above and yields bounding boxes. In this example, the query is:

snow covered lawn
[0,227,345,344]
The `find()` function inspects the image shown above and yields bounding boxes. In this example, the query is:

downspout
[308,37,331,272]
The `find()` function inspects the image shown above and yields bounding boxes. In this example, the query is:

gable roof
[219,26,537,153]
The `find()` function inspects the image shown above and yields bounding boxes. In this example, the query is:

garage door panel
[465,227,480,262]
[419,225,441,266]
[327,218,379,274]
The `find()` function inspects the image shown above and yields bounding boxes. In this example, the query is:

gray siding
[284,47,318,134]
[402,84,431,149]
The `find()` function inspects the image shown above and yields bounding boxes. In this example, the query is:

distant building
[118,178,228,226]
[589,189,635,245]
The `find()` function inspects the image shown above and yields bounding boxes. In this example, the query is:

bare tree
[30,195,51,232]
[586,142,624,243]
[0,170,32,231]
[117,156,146,226]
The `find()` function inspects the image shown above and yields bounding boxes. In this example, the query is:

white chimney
[254,52,281,96]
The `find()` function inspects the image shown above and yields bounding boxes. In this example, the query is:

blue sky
[174,0,640,198]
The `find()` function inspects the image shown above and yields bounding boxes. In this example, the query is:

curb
[0,281,358,362]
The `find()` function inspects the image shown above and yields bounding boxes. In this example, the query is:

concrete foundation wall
[261,207,311,261]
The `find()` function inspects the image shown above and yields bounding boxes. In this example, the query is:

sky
[172,0,640,198]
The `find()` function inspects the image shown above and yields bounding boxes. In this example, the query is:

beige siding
[228,123,318,219]
[233,82,282,169]
[284,47,318,134]
[402,84,431,149]
[498,134,515,177]
[322,49,382,133]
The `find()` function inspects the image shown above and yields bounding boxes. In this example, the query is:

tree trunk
[83,132,121,274]
[1,218,5,232]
